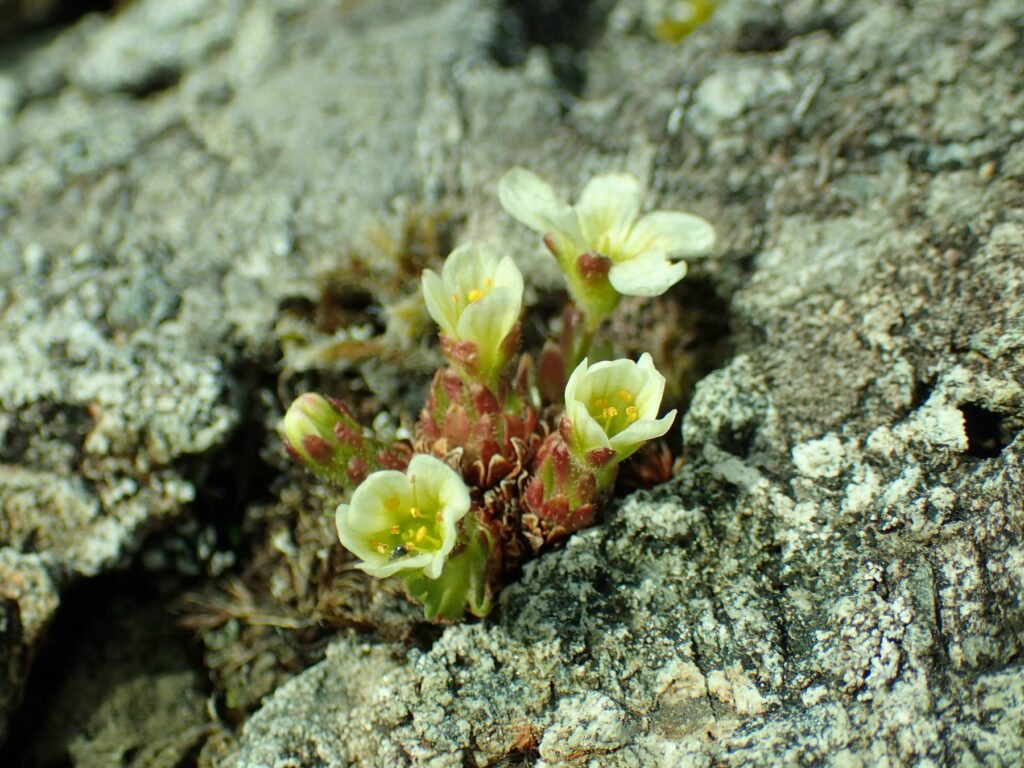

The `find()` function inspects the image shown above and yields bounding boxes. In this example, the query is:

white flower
[564,353,676,461]
[421,242,524,378]
[336,454,471,579]
[498,167,715,300]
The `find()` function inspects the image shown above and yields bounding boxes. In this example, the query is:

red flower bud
[584,447,616,468]
[576,251,612,280]
[302,434,334,466]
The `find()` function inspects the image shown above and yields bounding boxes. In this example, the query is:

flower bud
[421,242,524,384]
[563,353,676,464]
[282,393,408,488]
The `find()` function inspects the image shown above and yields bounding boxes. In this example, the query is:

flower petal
[623,210,716,259]
[608,252,687,297]
[568,400,612,453]
[421,269,456,337]
[493,255,525,303]
[633,352,667,420]
[456,286,520,358]
[498,168,585,252]
[575,173,641,253]
[609,409,676,454]
[563,357,589,408]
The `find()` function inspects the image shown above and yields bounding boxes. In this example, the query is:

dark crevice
[0,0,116,42]
[732,7,846,53]
[910,376,936,410]
[173,356,283,575]
[489,0,613,95]
[959,403,1017,459]
[0,572,209,768]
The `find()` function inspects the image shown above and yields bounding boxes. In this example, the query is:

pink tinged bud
[515,354,533,396]
[440,335,479,369]
[525,477,544,510]
[325,396,355,419]
[568,503,597,531]
[471,383,500,416]
[376,450,407,471]
[575,471,597,502]
[576,252,612,281]
[302,434,334,466]
[559,416,573,445]
[283,439,303,465]
[501,323,521,359]
[541,495,570,523]
[473,414,494,446]
[442,369,463,403]
[585,447,616,468]
[542,233,559,257]
[333,420,363,448]
[444,404,472,445]
[552,441,571,488]
[538,342,566,406]
[346,456,368,484]
[420,408,441,442]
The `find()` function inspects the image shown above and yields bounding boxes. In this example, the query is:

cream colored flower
[499,168,715,301]
[421,242,524,378]
[564,353,676,461]
[336,454,470,579]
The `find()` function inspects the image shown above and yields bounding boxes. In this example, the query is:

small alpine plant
[283,168,713,621]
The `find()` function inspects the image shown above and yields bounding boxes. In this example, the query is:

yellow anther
[594,397,610,411]
[617,389,634,404]
[389,524,401,535]
[385,497,401,510]
[409,506,421,518]
[451,293,460,305]
[602,406,619,420]
[468,288,486,303]
[415,526,427,543]
[625,405,638,423]
[484,278,493,288]
[374,541,388,554]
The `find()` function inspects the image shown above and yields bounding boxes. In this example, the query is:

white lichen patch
[792,433,845,479]
[538,692,634,763]
[706,664,771,716]
[894,394,967,452]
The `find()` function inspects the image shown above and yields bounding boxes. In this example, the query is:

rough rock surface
[1,0,1023,765]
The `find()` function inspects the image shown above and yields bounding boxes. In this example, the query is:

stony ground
[1,0,1022,766]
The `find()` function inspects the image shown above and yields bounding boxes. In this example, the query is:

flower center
[452,278,494,310]
[372,483,444,562]
[589,388,640,436]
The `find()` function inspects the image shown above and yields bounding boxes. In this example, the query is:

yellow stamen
[468,288,486,303]
[594,398,610,411]
[625,405,638,423]
[385,497,400,510]
[374,541,388,554]
[389,524,401,535]
[617,389,634,404]
[484,278,493,288]
[409,506,421,518]
[415,526,427,543]
[602,406,619,420]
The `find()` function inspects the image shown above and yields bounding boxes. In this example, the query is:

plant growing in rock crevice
[284,168,714,621]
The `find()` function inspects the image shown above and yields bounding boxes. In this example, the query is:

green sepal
[402,515,494,622]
